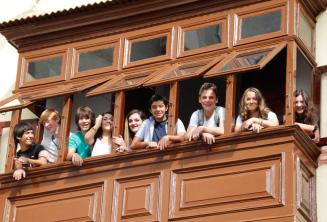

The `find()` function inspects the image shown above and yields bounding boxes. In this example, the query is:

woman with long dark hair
[294,89,320,143]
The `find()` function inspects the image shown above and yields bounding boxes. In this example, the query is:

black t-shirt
[16,144,45,168]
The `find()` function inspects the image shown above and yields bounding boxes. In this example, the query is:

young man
[13,122,49,180]
[39,108,60,163]
[67,106,94,166]
[186,82,225,144]
[131,94,186,150]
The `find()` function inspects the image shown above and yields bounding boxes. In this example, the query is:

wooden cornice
[0,125,319,188]
[301,0,327,17]
[0,0,265,52]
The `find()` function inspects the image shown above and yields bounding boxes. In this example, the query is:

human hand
[72,153,83,166]
[202,133,215,144]
[158,135,171,150]
[146,141,158,149]
[189,126,204,141]
[248,123,263,133]
[95,115,103,129]
[13,169,26,180]
[18,156,29,165]
[113,135,128,152]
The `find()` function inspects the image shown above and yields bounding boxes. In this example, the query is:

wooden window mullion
[224,75,236,135]
[284,41,296,125]
[168,81,179,135]
[113,91,125,151]
[5,109,21,173]
[58,95,73,163]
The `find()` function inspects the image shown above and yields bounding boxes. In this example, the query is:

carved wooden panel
[296,157,315,222]
[112,172,161,222]
[169,155,283,220]
[4,182,104,222]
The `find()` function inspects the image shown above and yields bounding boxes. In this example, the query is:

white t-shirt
[91,138,112,157]
[188,106,225,128]
[41,128,59,163]
[235,111,278,125]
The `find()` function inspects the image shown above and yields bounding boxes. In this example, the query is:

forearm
[66,149,76,160]
[168,133,185,143]
[84,127,98,145]
[295,122,315,134]
[202,126,224,136]
[28,157,47,166]
[130,138,148,149]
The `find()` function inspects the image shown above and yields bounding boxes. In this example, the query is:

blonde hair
[239,87,270,121]
[39,108,60,125]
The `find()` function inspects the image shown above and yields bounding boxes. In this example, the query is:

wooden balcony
[0,126,319,222]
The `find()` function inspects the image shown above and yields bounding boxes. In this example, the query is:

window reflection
[27,56,62,81]
[78,47,114,72]
[130,36,167,62]
[221,51,269,71]
[184,24,222,51]
[241,10,281,39]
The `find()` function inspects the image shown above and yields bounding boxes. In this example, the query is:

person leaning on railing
[294,89,320,143]
[234,87,279,133]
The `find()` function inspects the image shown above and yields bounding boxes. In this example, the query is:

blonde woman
[235,87,279,133]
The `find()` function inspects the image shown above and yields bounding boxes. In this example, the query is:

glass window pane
[241,10,281,39]
[184,24,222,51]
[78,47,114,72]
[27,57,62,81]
[221,51,269,71]
[130,36,167,62]
[296,49,312,95]
[299,15,313,50]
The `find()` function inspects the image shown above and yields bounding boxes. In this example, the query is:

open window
[0,93,33,113]
[205,43,286,77]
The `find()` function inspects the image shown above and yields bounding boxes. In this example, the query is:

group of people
[12,83,320,180]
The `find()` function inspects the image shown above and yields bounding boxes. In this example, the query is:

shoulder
[267,111,278,120]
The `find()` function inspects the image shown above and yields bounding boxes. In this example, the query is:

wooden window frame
[86,67,163,97]
[177,14,228,58]
[72,39,119,78]
[143,56,224,87]
[297,5,316,54]
[20,48,70,87]
[205,42,286,78]
[124,29,173,68]
[0,93,33,113]
[234,0,287,46]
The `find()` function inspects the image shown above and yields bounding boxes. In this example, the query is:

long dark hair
[94,111,114,140]
[294,89,318,125]
[124,109,146,145]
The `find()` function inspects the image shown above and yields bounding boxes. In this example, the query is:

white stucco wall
[316,9,327,222]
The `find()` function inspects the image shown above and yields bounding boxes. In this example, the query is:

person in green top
[67,106,95,166]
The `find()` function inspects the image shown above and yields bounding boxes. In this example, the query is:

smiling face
[128,113,143,133]
[245,91,258,113]
[150,100,168,122]
[198,89,218,112]
[101,113,113,132]
[78,116,92,133]
[43,117,59,134]
[295,94,305,114]
[18,130,34,150]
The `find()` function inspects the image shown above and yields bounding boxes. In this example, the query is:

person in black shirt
[13,122,49,180]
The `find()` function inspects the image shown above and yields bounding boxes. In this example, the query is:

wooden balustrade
[0,126,319,222]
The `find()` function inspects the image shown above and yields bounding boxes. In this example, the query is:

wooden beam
[4,109,21,173]
[168,81,180,135]
[113,91,125,137]
[57,95,73,163]
[224,75,236,135]
[284,41,296,125]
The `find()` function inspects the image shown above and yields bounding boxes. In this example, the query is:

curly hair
[239,87,270,121]
[294,89,318,125]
